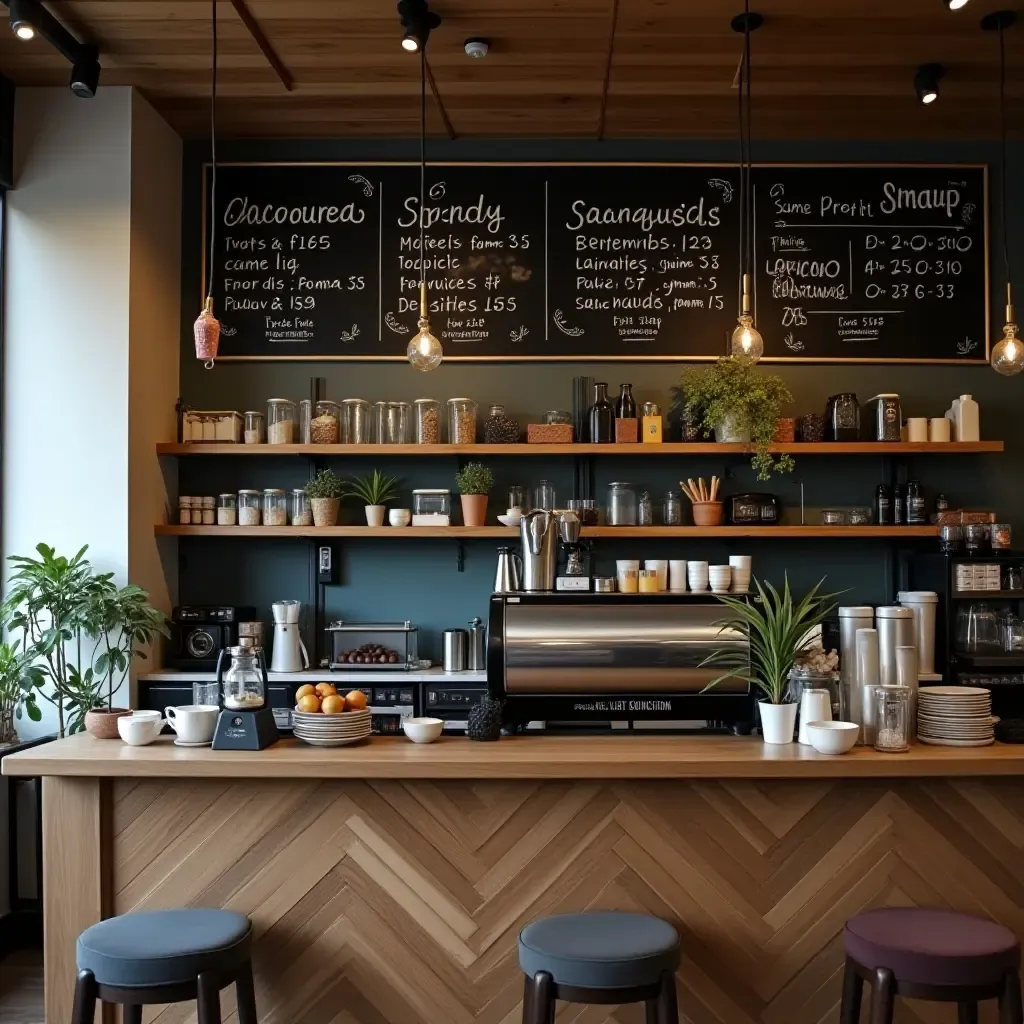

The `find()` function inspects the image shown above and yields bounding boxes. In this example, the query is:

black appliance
[728,493,781,525]
[168,606,257,669]
[423,680,487,731]
[211,647,278,751]
[825,393,860,441]
[341,683,418,734]
[863,393,902,442]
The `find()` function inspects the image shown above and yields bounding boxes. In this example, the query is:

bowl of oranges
[292,683,372,746]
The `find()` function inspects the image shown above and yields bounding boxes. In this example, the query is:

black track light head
[981,9,1017,32]
[70,50,100,98]
[397,0,441,53]
[730,11,764,33]
[945,0,970,9]
[915,62,945,104]
[9,0,37,40]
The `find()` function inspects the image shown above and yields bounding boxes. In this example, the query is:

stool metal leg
[197,971,222,1024]
[235,960,259,1024]
[71,970,98,1024]
[522,971,555,1024]
[870,967,896,1024]
[653,970,679,1024]
[841,958,863,1024]
[1000,970,1024,1024]
[122,1006,143,1024]
[959,1002,980,1024]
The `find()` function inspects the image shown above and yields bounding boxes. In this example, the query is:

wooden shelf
[953,591,1024,600]
[156,441,1004,457]
[155,524,939,539]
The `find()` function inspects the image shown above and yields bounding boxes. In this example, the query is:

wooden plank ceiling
[0,0,1021,138]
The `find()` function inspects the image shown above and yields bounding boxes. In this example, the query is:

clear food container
[299,399,312,444]
[263,488,287,526]
[217,493,237,526]
[182,410,243,443]
[267,399,296,445]
[821,509,849,526]
[311,400,340,444]
[414,398,441,444]
[447,398,478,444]
[341,398,372,444]
[544,410,572,425]
[290,488,312,526]
[848,507,873,525]
[608,482,638,526]
[178,496,193,525]
[238,489,262,526]
[201,495,216,526]
[327,620,420,671]
[377,401,411,444]
[412,488,452,525]
[243,411,264,445]
[663,490,683,526]
[372,401,387,442]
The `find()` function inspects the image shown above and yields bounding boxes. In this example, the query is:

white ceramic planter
[365,505,386,527]
[714,413,751,444]
[759,701,797,744]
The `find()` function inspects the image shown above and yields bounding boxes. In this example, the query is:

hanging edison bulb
[407,281,443,371]
[991,284,1024,376]
[730,274,764,362]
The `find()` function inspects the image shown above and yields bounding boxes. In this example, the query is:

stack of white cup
[729,555,752,592]
[687,561,710,591]
[709,566,732,593]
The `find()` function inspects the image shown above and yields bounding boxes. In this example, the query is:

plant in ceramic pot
[346,470,401,527]
[0,639,41,747]
[680,358,794,479]
[306,469,345,527]
[701,575,840,745]
[455,462,494,527]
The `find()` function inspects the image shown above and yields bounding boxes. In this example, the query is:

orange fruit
[321,694,346,715]
[315,682,337,697]
[296,694,321,714]
[344,689,368,712]
[295,684,316,701]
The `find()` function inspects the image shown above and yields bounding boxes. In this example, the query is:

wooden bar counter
[8,734,1024,1024]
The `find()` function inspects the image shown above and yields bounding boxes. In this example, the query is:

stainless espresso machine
[520,509,583,591]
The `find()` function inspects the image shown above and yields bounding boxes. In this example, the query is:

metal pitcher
[521,509,558,591]
[494,546,522,593]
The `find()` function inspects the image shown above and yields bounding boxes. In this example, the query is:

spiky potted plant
[346,470,401,527]
[306,469,345,527]
[701,576,840,744]
[455,462,494,527]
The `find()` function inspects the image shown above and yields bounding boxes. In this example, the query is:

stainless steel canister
[442,629,468,673]
[468,618,486,671]
[876,606,915,687]
[838,606,873,730]
[856,627,881,745]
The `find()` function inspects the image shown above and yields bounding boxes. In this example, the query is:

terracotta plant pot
[758,701,797,745]
[691,501,724,526]
[460,493,488,527]
[365,505,386,527]
[310,497,340,527]
[84,708,132,740]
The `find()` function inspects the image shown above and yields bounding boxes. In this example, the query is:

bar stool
[841,907,1023,1024]
[71,908,257,1024]
[518,911,680,1024]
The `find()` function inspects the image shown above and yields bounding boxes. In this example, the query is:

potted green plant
[455,462,494,527]
[680,358,794,479]
[306,469,345,527]
[0,640,41,747]
[701,575,840,744]
[346,470,401,527]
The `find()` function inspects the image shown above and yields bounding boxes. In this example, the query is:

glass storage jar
[178,496,193,525]
[371,401,387,442]
[201,496,216,526]
[874,686,911,752]
[608,482,638,526]
[262,488,287,526]
[221,646,267,710]
[298,399,312,444]
[238,489,262,526]
[191,499,204,525]
[533,480,556,510]
[412,489,452,518]
[341,398,372,444]
[216,493,237,526]
[848,507,873,525]
[663,490,683,526]
[311,400,340,444]
[290,489,312,526]
[544,410,572,425]
[638,491,653,527]
[266,399,296,445]
[378,401,411,444]
[821,509,848,526]
[413,398,442,444]
[447,398,478,444]
[243,411,264,445]
[484,404,520,444]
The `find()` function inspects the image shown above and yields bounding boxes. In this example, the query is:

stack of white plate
[917,686,995,747]
[292,708,372,747]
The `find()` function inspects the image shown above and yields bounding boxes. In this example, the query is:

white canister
[928,417,951,442]
[798,688,833,745]
[876,606,915,688]
[906,418,929,443]
[956,394,980,442]
[668,560,688,591]
[897,590,938,674]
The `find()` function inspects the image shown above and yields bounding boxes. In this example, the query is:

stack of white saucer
[292,708,372,747]
[917,686,994,747]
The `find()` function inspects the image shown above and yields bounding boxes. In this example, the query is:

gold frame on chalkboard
[199,161,990,365]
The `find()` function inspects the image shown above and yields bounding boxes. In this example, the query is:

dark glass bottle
[906,480,926,525]
[616,383,636,419]
[588,382,615,444]
[894,487,906,526]
[875,484,893,526]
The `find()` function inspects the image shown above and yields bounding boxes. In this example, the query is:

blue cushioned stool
[518,912,681,1023]
[71,909,257,1024]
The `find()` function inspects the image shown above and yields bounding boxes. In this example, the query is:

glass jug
[217,646,268,711]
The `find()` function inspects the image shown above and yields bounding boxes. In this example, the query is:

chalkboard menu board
[204,162,988,363]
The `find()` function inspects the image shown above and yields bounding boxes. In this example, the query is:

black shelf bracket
[456,539,465,573]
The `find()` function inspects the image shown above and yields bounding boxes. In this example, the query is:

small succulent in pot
[306,469,346,527]
[345,470,401,527]
[455,462,494,527]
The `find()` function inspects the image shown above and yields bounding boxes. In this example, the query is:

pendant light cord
[745,1,753,288]
[419,44,426,295]
[999,23,1012,286]
[737,41,746,316]
[205,0,218,303]
[736,1,754,318]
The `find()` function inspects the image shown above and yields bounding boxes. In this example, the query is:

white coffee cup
[669,560,688,591]
[616,559,640,591]
[687,560,710,591]
[906,417,929,443]
[709,566,733,593]
[389,508,411,527]
[929,417,951,442]
[164,705,219,744]
[117,711,165,747]
[644,559,668,591]
[729,555,752,571]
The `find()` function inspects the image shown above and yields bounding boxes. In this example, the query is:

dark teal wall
[177,139,1024,663]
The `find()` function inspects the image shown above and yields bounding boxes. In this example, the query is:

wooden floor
[0,949,43,1024]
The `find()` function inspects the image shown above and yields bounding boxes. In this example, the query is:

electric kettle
[494,547,522,593]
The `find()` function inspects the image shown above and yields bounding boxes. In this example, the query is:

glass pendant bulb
[730,274,764,362]
[406,281,443,371]
[991,285,1024,376]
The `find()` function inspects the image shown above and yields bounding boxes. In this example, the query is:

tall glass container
[874,687,911,752]
[311,401,340,444]
[608,482,638,526]
[341,399,372,444]
[414,398,441,444]
[238,490,262,526]
[378,401,411,444]
[447,398,478,444]
[262,488,287,526]
[266,399,296,444]
[298,399,312,444]
[220,646,267,710]
[290,489,312,526]
[243,411,264,445]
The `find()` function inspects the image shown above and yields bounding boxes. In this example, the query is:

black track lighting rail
[2,0,101,96]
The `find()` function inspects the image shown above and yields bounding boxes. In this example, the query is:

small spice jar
[447,398,478,444]
[413,398,441,444]
[243,411,264,445]
[267,399,296,445]
[484,404,521,444]
[201,496,216,526]
[216,493,237,526]
[874,686,911,752]
[992,523,1013,550]
[191,498,204,525]
[178,496,193,526]
[311,401,340,445]
[238,490,262,526]
[290,489,312,526]
[663,490,683,526]
[263,488,287,526]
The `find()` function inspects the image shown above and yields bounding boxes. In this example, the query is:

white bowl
[402,717,444,743]
[497,514,522,528]
[389,509,411,527]
[806,721,859,755]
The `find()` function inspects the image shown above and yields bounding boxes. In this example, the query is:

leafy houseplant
[680,358,794,479]
[346,470,401,527]
[0,641,41,746]
[455,462,494,527]
[701,575,840,744]
[306,469,345,527]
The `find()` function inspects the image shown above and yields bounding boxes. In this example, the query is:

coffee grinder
[555,510,590,591]
[211,645,279,750]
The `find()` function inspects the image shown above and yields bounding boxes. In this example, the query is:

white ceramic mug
[644,559,668,591]
[906,417,929,443]
[164,705,219,744]
[616,559,640,592]
[709,566,733,593]
[389,508,411,527]
[117,711,165,747]
[687,561,710,591]
[668,560,688,591]
[928,417,951,442]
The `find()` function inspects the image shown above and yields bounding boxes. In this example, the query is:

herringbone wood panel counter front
[108,777,1024,1024]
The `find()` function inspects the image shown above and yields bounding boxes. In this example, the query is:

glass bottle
[341,398,372,444]
[905,480,926,525]
[262,488,288,527]
[533,480,556,510]
[894,487,906,525]
[875,484,892,526]
[484,404,520,444]
[238,489,262,526]
[616,383,636,419]
[588,382,614,444]
[216,494,237,527]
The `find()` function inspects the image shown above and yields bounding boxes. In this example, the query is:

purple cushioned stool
[841,908,1022,1024]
